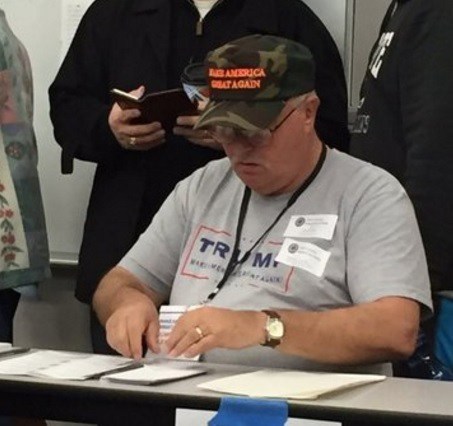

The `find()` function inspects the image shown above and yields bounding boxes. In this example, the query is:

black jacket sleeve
[399,0,453,292]
[48,1,124,173]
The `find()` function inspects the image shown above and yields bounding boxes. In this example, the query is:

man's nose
[230,138,256,153]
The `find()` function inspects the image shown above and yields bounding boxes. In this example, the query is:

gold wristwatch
[261,310,284,348]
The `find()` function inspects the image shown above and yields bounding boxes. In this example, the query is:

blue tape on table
[208,396,288,426]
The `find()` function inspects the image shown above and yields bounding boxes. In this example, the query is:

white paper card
[0,350,134,380]
[0,350,82,376]
[284,215,338,240]
[149,305,200,361]
[102,363,207,385]
[158,305,189,348]
[198,370,386,400]
[276,239,331,277]
[34,354,134,380]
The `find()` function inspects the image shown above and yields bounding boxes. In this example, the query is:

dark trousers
[0,288,21,342]
[0,289,47,426]
[393,301,438,378]
[90,310,117,355]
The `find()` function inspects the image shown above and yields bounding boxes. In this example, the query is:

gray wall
[349,0,392,106]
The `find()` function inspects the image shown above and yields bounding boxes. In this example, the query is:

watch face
[268,319,284,339]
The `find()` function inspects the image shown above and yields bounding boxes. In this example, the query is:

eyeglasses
[208,106,297,146]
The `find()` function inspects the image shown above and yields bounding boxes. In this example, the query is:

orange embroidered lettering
[209,68,225,78]
[222,68,266,78]
[211,80,232,89]
[236,79,261,89]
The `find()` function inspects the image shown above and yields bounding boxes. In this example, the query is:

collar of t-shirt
[192,0,218,19]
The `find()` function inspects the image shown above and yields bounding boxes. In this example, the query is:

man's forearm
[93,266,162,326]
[277,297,420,364]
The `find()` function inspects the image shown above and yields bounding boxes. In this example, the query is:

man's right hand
[93,266,165,360]
[108,85,166,151]
[105,296,160,360]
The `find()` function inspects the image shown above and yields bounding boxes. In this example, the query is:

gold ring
[194,326,204,340]
[129,136,136,145]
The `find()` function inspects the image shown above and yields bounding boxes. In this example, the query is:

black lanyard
[202,143,327,304]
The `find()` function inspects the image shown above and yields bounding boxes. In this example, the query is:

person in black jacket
[49,0,349,355]
[351,0,453,377]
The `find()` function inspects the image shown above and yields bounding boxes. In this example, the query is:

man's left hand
[165,306,265,358]
[173,116,223,150]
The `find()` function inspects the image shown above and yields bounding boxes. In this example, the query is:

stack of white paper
[0,350,206,384]
[198,370,386,400]
[0,350,135,380]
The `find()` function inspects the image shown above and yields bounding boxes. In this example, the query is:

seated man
[93,35,432,376]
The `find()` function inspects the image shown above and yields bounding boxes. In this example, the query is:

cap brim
[194,100,285,131]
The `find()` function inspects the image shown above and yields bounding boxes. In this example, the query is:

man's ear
[301,93,320,125]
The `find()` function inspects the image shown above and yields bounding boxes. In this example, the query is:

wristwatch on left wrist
[261,310,285,348]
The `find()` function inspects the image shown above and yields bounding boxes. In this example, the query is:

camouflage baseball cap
[194,34,315,131]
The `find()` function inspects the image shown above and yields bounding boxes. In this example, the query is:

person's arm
[48,3,122,167]
[278,296,419,363]
[398,2,453,293]
[93,266,167,360]
[164,297,419,363]
[93,168,202,358]
[173,115,223,151]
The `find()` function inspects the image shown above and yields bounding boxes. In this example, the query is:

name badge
[276,238,331,277]
[284,214,338,240]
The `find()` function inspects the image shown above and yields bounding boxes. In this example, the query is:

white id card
[275,238,331,277]
[157,305,200,361]
[284,214,338,240]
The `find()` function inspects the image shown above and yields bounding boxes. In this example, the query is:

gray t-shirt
[120,148,432,374]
